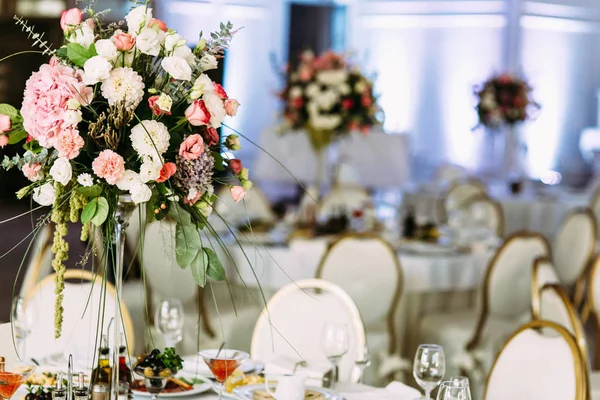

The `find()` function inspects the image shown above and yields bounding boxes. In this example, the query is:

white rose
[136,27,163,57]
[130,182,152,204]
[71,23,95,48]
[355,81,367,93]
[164,33,187,53]
[116,170,141,191]
[49,157,73,186]
[62,109,82,127]
[125,5,153,35]
[203,92,227,128]
[481,93,497,109]
[139,160,161,183]
[190,74,214,100]
[306,101,319,116]
[317,70,347,86]
[315,89,339,111]
[199,54,218,71]
[95,39,118,61]
[33,183,56,206]
[305,84,320,98]
[83,56,112,85]
[161,56,192,81]
[156,93,173,113]
[337,83,351,95]
[289,86,303,99]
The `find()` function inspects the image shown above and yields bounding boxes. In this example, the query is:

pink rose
[54,129,84,160]
[212,84,228,100]
[224,99,239,117]
[203,126,219,147]
[156,162,176,183]
[113,32,136,51]
[185,100,210,126]
[60,8,82,31]
[22,163,42,182]
[179,134,204,160]
[230,186,246,203]
[298,66,313,82]
[0,135,8,148]
[92,150,125,184]
[229,159,242,175]
[148,18,167,32]
[0,115,11,133]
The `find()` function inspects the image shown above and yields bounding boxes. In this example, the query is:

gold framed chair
[437,178,487,223]
[530,256,560,319]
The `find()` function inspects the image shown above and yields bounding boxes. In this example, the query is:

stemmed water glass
[321,323,349,386]
[11,297,35,361]
[446,376,471,400]
[436,380,470,400]
[155,299,184,348]
[354,346,371,383]
[413,344,445,400]
[199,349,249,400]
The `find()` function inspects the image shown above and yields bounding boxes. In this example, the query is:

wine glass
[354,346,371,383]
[0,363,36,399]
[447,376,471,400]
[155,299,184,348]
[436,380,469,400]
[11,297,35,361]
[413,344,445,399]
[320,323,349,386]
[199,349,249,400]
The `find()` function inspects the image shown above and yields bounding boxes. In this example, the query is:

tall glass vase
[111,194,136,400]
[504,124,526,193]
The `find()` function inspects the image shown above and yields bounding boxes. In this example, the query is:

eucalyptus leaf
[90,197,109,226]
[175,221,201,267]
[0,104,19,120]
[204,247,225,281]
[189,249,208,287]
[81,198,98,225]
[76,184,102,197]
[66,43,93,67]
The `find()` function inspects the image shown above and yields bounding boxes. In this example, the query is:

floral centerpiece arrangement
[474,73,539,128]
[0,2,251,338]
[279,50,381,151]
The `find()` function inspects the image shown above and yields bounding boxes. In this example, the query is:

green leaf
[8,130,27,145]
[189,250,208,287]
[81,198,98,225]
[67,43,94,67]
[88,43,98,57]
[55,46,67,60]
[76,185,102,197]
[175,221,201,267]
[204,247,225,281]
[0,104,18,120]
[91,197,109,226]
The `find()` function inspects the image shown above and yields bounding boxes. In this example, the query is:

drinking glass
[354,346,371,383]
[436,380,469,400]
[447,376,471,400]
[413,344,445,399]
[320,323,349,386]
[155,299,184,348]
[199,349,249,400]
[11,297,35,361]
[0,363,35,399]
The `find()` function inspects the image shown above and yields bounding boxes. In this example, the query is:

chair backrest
[484,320,586,400]
[589,185,600,231]
[464,195,505,238]
[467,232,551,350]
[553,207,597,286]
[434,163,468,184]
[318,185,371,219]
[214,185,276,225]
[251,279,366,382]
[586,254,600,327]
[439,179,487,222]
[531,257,560,319]
[315,234,402,353]
[25,269,135,365]
[19,225,54,297]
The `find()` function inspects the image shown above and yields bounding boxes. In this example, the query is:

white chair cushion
[590,371,600,400]
[553,209,596,285]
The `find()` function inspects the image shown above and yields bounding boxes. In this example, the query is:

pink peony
[0,115,11,133]
[229,159,242,175]
[230,186,246,203]
[185,100,210,126]
[148,18,167,32]
[22,163,42,182]
[179,134,204,160]
[54,128,84,159]
[224,99,239,117]
[21,63,93,148]
[156,162,176,183]
[212,84,228,100]
[0,135,8,148]
[92,150,125,184]
[203,126,219,147]
[113,32,136,51]
[60,8,82,31]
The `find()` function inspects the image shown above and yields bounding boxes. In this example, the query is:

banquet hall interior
[2,0,600,399]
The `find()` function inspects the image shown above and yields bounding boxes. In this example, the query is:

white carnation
[310,114,342,131]
[307,101,319,116]
[199,54,218,71]
[83,56,112,85]
[305,84,320,98]
[77,173,94,187]
[315,89,339,111]
[203,92,227,128]
[33,183,56,206]
[49,157,72,186]
[116,170,141,191]
[139,160,161,183]
[130,120,170,159]
[101,67,145,109]
[71,23,95,48]
[136,27,164,57]
[95,39,118,61]
[317,70,347,86]
[190,74,214,100]
[289,86,303,99]
[125,5,153,35]
[337,83,351,95]
[130,182,152,204]
[161,56,192,81]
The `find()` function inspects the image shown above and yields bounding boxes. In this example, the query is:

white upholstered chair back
[586,255,600,329]
[19,225,53,297]
[484,320,586,400]
[553,208,597,286]
[590,187,600,234]
[214,185,276,225]
[464,195,505,238]
[531,257,560,319]
[434,163,468,184]
[315,235,402,353]
[251,279,366,382]
[445,179,487,211]
[25,270,134,364]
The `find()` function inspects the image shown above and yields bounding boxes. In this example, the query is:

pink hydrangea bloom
[21,64,93,148]
[92,150,125,184]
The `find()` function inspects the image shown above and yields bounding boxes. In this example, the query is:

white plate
[131,373,212,398]
[181,355,257,376]
[233,384,339,399]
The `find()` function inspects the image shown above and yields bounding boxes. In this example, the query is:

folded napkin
[264,355,331,387]
[340,381,421,400]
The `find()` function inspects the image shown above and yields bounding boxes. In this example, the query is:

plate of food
[233,384,338,399]
[131,374,212,397]
[215,370,265,398]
